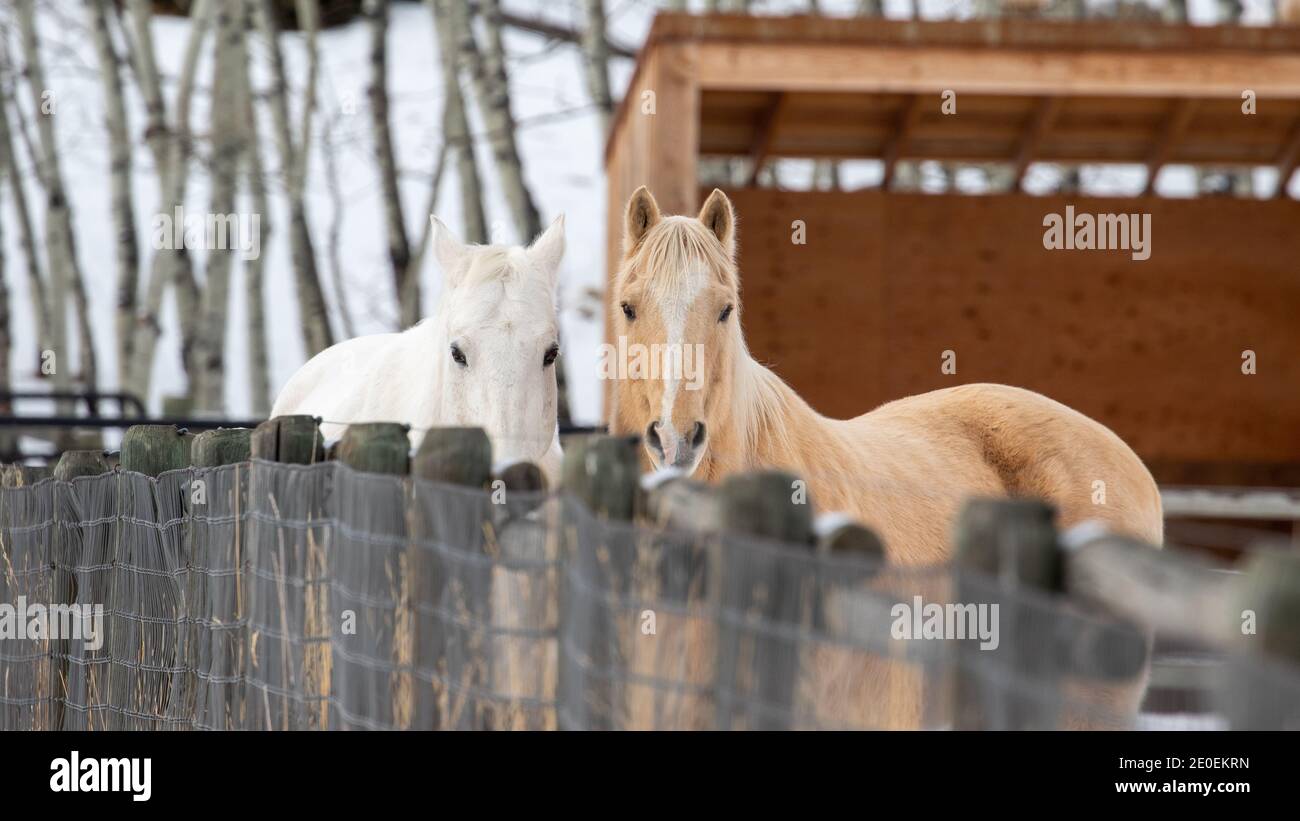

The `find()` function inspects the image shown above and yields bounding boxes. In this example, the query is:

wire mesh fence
[2,460,1298,730]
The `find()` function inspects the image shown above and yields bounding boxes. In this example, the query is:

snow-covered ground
[0,0,1282,447]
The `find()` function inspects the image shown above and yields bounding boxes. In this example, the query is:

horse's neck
[704,354,839,482]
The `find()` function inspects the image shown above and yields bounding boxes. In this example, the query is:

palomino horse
[609,187,1162,726]
[273,216,566,483]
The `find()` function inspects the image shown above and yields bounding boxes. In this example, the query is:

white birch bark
[17,0,97,419]
[253,0,334,356]
[363,0,416,329]
[239,0,272,417]
[191,0,245,411]
[0,87,52,374]
[581,0,615,138]
[429,0,488,244]
[123,0,211,401]
[88,0,140,391]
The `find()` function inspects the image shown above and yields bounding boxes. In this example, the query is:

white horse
[271,216,566,484]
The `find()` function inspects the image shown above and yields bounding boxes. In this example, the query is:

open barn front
[719,187,1300,488]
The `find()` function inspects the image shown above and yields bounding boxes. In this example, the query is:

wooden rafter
[1011,96,1063,193]
[1141,98,1199,196]
[746,92,788,187]
[880,94,926,190]
[1272,116,1300,199]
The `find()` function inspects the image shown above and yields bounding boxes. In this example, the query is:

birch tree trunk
[192,0,245,412]
[321,111,357,339]
[429,0,488,244]
[239,0,272,417]
[123,0,211,403]
[363,0,416,329]
[254,0,335,356]
[17,0,98,429]
[0,90,52,375]
[454,1,573,424]
[0,162,12,459]
[581,0,615,137]
[88,0,140,391]
[459,0,541,239]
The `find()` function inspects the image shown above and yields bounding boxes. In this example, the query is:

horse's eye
[621,302,636,321]
[718,304,734,323]
[543,343,559,368]
[450,344,467,367]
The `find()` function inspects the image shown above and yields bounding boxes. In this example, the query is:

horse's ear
[527,214,565,286]
[623,186,661,254]
[431,216,467,283]
[697,188,735,258]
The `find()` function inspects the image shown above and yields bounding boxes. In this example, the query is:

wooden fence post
[558,434,640,729]
[186,428,251,729]
[952,497,1061,729]
[250,415,325,464]
[243,416,325,729]
[49,451,112,730]
[191,428,252,468]
[120,425,193,476]
[714,470,815,731]
[411,427,493,729]
[1223,548,1300,729]
[336,423,410,475]
[53,451,111,481]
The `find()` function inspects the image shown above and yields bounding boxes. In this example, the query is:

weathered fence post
[952,497,1061,729]
[244,416,326,729]
[120,425,193,476]
[191,428,252,468]
[1222,548,1300,729]
[185,428,252,729]
[250,415,325,464]
[411,427,493,729]
[558,434,640,730]
[632,473,723,729]
[49,451,112,730]
[336,423,410,475]
[714,470,815,731]
[330,423,412,729]
[53,451,111,481]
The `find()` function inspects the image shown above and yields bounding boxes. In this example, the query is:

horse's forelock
[626,217,736,301]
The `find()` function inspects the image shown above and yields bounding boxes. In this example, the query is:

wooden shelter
[604,14,1300,487]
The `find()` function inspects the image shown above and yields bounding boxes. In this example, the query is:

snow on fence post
[411,427,493,728]
[714,469,815,731]
[953,498,1062,730]
[558,434,640,729]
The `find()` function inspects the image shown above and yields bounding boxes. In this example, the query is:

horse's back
[859,383,1163,546]
[271,332,411,437]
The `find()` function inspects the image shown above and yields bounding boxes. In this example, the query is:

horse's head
[611,187,741,476]
[430,215,564,471]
